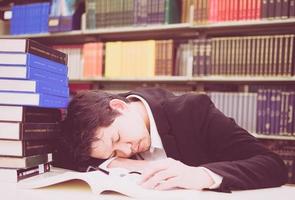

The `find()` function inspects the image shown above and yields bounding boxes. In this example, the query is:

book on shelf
[0,122,60,140]
[86,0,180,29]
[0,105,61,123]
[0,153,52,169]
[175,34,295,77]
[0,39,67,65]
[0,79,69,97]
[52,45,83,80]
[0,139,53,157]
[0,53,68,76]
[82,42,104,78]
[48,0,83,32]
[291,0,295,17]
[10,3,50,35]
[0,92,68,108]
[0,163,51,183]
[0,66,68,86]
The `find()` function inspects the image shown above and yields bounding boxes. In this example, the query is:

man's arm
[201,103,288,191]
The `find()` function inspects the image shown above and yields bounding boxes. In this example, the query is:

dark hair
[55,90,129,170]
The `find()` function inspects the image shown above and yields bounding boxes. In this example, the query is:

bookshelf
[1,19,295,43]
[1,0,295,184]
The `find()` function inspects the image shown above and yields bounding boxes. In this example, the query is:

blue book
[0,53,68,76]
[0,79,69,98]
[269,89,277,135]
[0,66,68,86]
[274,90,282,135]
[264,89,272,135]
[0,92,68,108]
[287,91,294,136]
[279,92,287,135]
[256,89,264,134]
[41,3,50,33]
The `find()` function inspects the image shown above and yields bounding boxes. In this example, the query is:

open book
[17,167,198,198]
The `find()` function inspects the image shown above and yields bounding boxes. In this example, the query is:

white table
[0,179,294,200]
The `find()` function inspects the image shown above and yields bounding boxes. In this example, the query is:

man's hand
[139,158,214,190]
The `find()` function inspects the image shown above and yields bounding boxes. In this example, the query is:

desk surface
[0,179,294,200]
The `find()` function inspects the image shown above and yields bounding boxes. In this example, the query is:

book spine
[268,0,276,19]
[26,40,67,65]
[275,0,282,18]
[28,53,68,76]
[23,107,61,123]
[279,92,287,134]
[290,0,295,17]
[256,89,264,134]
[28,67,68,87]
[20,123,60,140]
[256,0,261,19]
[261,0,268,18]
[36,80,69,97]
[39,93,68,108]
[270,89,276,135]
[23,140,54,157]
[281,0,289,18]
[287,91,294,135]
[17,163,51,182]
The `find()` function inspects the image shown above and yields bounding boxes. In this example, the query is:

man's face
[90,99,151,159]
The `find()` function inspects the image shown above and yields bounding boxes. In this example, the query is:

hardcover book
[0,92,68,108]
[0,53,68,76]
[0,39,67,65]
[0,105,61,123]
[0,66,68,86]
[0,163,51,182]
[0,79,69,97]
[0,153,52,169]
[0,122,60,140]
[0,139,53,157]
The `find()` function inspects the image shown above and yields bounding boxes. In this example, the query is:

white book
[17,167,201,198]
[0,79,69,97]
[0,92,68,108]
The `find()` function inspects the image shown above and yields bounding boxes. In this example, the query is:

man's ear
[109,99,128,112]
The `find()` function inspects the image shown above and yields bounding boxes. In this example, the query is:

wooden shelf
[252,133,295,141]
[69,76,295,84]
[1,19,295,44]
[193,18,295,36]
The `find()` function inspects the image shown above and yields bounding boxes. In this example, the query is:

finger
[154,177,180,190]
[141,169,176,189]
[139,160,171,184]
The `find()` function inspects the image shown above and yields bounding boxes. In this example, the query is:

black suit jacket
[122,87,287,192]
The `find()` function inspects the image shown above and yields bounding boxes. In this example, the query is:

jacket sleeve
[200,102,288,192]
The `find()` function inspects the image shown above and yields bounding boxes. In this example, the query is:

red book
[233,0,239,20]
[225,0,230,21]
[209,0,218,22]
[82,42,103,78]
[248,0,253,19]
[220,0,226,21]
[239,0,248,20]
[228,0,235,21]
[256,0,262,19]
[217,0,222,21]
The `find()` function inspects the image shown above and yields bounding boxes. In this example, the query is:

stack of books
[0,38,69,182]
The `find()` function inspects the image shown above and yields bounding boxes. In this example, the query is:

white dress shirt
[100,94,222,189]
